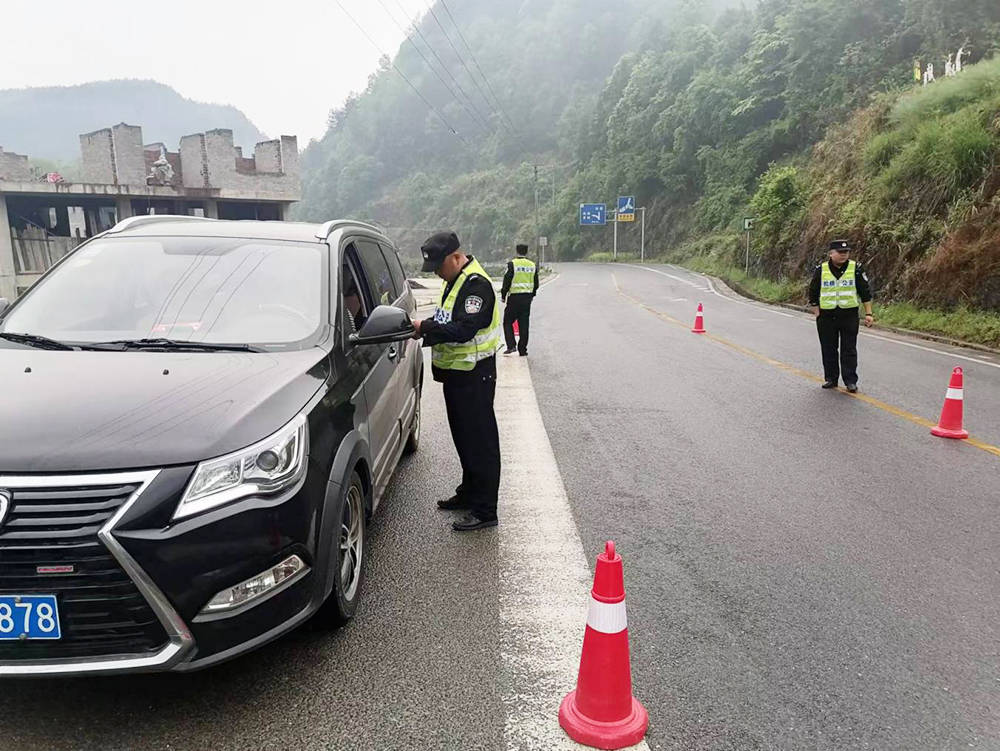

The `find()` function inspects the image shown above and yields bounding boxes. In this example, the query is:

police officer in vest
[809,239,874,393]
[412,231,502,532]
[501,244,539,356]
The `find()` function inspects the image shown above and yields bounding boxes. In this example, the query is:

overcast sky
[0,0,430,145]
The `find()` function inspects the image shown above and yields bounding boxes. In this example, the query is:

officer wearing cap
[411,231,502,532]
[809,239,874,393]
[501,243,539,356]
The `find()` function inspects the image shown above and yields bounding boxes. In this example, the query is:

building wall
[0,148,32,182]
[80,129,116,183]
[179,134,208,189]
[112,124,146,186]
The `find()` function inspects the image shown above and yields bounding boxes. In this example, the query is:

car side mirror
[0,299,9,318]
[349,305,415,346]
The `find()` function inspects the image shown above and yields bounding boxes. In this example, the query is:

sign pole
[640,207,646,262]
[613,212,618,260]
[745,229,750,275]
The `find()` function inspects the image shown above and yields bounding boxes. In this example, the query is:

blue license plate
[0,595,61,640]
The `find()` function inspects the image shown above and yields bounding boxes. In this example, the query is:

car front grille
[0,481,168,661]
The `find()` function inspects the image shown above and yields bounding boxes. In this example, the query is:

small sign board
[743,217,755,231]
[539,236,548,247]
[617,196,636,221]
[580,204,607,226]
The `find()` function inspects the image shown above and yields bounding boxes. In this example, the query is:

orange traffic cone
[692,303,706,334]
[931,367,969,439]
[559,541,648,750]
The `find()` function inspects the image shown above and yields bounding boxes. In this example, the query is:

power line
[392,0,494,135]
[332,0,471,147]
[374,0,493,134]
[423,2,515,139]
[438,0,520,138]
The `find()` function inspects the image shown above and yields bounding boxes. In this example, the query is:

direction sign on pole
[539,236,548,247]
[743,217,755,231]
[580,203,607,226]
[617,196,636,223]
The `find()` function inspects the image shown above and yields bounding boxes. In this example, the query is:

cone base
[691,329,706,334]
[559,690,649,750]
[931,425,969,439]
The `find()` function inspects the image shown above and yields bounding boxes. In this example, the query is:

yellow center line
[611,273,1000,460]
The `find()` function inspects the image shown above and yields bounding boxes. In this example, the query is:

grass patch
[679,256,802,304]
[875,302,1000,348]
[585,252,639,263]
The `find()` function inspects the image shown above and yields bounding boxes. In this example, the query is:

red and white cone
[692,303,706,334]
[559,541,648,750]
[513,320,520,337]
[931,367,969,439]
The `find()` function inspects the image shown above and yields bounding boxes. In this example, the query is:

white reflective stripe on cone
[946,388,964,401]
[586,598,628,634]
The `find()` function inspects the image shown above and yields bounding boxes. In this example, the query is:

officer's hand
[411,319,423,337]
[811,307,820,318]
[864,314,874,328]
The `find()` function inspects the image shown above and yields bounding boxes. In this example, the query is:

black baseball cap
[829,239,852,252]
[421,231,461,272]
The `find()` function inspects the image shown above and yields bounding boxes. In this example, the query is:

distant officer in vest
[412,231,502,532]
[501,244,539,356]
[809,239,874,393]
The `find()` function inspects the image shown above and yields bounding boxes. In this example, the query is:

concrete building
[0,123,299,300]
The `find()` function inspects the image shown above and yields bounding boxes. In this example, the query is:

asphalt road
[2,262,998,750]
[530,263,1000,750]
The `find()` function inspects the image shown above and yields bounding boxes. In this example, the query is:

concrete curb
[704,273,1000,357]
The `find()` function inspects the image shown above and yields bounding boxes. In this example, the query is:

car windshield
[2,236,325,347]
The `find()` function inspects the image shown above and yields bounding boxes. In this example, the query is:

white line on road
[625,263,1000,369]
[496,357,649,751]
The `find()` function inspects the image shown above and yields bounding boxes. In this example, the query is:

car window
[355,239,396,306]
[379,243,408,299]
[2,236,325,347]
[342,246,370,334]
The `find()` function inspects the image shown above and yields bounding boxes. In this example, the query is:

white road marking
[625,263,1000,369]
[497,357,649,751]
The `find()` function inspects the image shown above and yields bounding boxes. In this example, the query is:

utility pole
[533,164,541,265]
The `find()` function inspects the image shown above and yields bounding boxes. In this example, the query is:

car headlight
[174,414,309,520]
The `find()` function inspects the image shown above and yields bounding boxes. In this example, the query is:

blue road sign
[618,196,636,216]
[580,203,607,226]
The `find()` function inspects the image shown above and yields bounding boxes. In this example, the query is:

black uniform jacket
[808,260,873,316]
[420,257,497,383]
[500,258,540,300]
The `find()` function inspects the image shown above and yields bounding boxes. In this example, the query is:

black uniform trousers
[442,364,501,520]
[503,295,532,354]
[817,309,860,385]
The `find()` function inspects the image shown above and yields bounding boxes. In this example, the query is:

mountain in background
[0,79,267,161]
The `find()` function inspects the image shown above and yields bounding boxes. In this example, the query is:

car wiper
[103,338,264,353]
[0,332,76,351]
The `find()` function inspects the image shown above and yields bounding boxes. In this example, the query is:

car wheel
[404,385,421,454]
[314,470,366,628]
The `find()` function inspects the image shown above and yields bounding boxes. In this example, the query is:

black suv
[0,216,422,675]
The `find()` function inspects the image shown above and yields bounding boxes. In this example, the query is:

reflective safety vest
[819,261,859,310]
[432,258,502,371]
[510,257,536,295]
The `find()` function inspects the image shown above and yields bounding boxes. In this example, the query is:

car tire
[404,385,421,455]
[314,470,367,629]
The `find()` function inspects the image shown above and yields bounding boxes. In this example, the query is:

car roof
[103,216,393,246]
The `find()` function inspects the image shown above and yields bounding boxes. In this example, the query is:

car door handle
[387,346,398,361]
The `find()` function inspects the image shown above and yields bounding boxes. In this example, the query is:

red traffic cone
[559,541,648,750]
[692,303,706,334]
[931,367,969,439]
[513,320,520,337]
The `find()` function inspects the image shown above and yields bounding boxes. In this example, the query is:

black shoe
[846,383,858,393]
[822,380,838,389]
[452,513,498,532]
[519,351,528,357]
[502,348,517,355]
[437,495,473,511]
